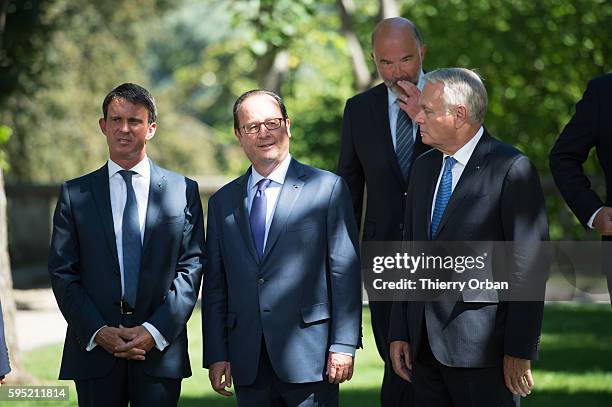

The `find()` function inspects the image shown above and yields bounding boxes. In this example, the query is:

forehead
[373,28,419,56]
[107,97,148,117]
[420,82,445,106]
[238,94,281,122]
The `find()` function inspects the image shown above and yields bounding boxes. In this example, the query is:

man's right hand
[209,361,233,397]
[593,207,612,235]
[389,340,412,382]
[95,326,145,360]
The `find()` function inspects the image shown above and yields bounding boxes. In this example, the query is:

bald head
[371,17,427,92]
[371,17,423,49]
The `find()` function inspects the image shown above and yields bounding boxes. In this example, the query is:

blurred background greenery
[0,0,610,235]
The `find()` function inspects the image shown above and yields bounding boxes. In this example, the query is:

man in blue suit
[203,89,362,406]
[48,83,205,406]
[0,300,10,385]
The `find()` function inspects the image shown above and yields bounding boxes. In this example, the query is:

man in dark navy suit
[550,73,612,302]
[49,83,205,406]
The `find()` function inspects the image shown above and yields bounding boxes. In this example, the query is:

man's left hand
[114,325,155,360]
[326,352,354,384]
[503,355,534,397]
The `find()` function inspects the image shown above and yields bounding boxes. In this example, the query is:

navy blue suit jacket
[203,158,361,385]
[0,300,10,377]
[48,160,205,380]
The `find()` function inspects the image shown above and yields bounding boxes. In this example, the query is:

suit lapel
[233,169,260,263]
[90,164,120,272]
[262,158,305,259]
[142,160,166,255]
[371,84,406,187]
[434,133,493,238]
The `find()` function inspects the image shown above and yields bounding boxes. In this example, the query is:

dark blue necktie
[119,170,141,306]
[396,102,414,181]
[250,178,271,260]
[431,157,456,240]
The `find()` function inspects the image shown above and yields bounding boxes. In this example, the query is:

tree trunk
[337,0,372,92]
[0,167,26,383]
[378,0,400,20]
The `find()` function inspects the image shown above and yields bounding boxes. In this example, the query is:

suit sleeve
[337,100,366,230]
[201,195,229,367]
[327,177,362,351]
[48,183,107,349]
[147,179,205,342]
[549,78,604,226]
[0,300,10,376]
[501,156,549,360]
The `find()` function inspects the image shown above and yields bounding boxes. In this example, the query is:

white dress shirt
[388,69,426,150]
[430,126,485,221]
[87,156,169,351]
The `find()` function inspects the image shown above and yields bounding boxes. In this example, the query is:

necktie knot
[118,170,136,183]
[256,178,272,192]
[444,156,457,171]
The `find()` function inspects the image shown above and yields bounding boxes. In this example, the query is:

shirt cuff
[587,207,604,229]
[87,326,106,351]
[329,344,356,357]
[142,322,169,351]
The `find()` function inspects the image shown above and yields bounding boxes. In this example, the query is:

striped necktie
[396,102,414,181]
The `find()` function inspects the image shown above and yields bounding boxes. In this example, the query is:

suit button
[404,192,408,196]
[399,223,404,230]
[258,278,265,284]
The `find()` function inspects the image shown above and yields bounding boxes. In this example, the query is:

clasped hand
[94,325,155,361]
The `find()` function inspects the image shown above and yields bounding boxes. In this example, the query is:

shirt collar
[250,153,292,189]
[444,126,484,167]
[108,155,151,181]
[387,69,426,108]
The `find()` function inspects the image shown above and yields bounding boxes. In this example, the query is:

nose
[415,109,425,125]
[392,63,401,78]
[120,119,129,133]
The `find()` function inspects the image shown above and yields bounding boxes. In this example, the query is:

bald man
[337,17,430,407]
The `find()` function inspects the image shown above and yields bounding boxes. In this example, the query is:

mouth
[117,137,132,145]
[258,142,275,150]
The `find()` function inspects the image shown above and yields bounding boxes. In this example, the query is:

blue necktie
[396,102,414,181]
[431,157,456,240]
[119,170,141,306]
[250,178,271,260]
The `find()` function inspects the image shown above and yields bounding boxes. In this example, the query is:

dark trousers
[75,357,181,407]
[369,301,414,406]
[235,340,339,407]
[413,329,519,407]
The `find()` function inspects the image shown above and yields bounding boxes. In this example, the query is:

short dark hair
[233,89,288,131]
[102,83,157,125]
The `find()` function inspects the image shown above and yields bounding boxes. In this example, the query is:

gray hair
[423,68,488,124]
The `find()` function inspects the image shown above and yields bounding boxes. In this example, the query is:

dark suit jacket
[0,300,10,377]
[390,132,548,367]
[338,83,430,240]
[550,73,612,238]
[48,160,205,380]
[203,158,361,385]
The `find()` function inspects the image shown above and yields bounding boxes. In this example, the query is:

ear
[285,118,291,138]
[454,105,469,128]
[234,128,242,144]
[99,118,107,134]
[146,122,157,141]
[419,44,428,61]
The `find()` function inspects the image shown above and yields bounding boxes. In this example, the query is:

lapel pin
[293,184,299,189]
